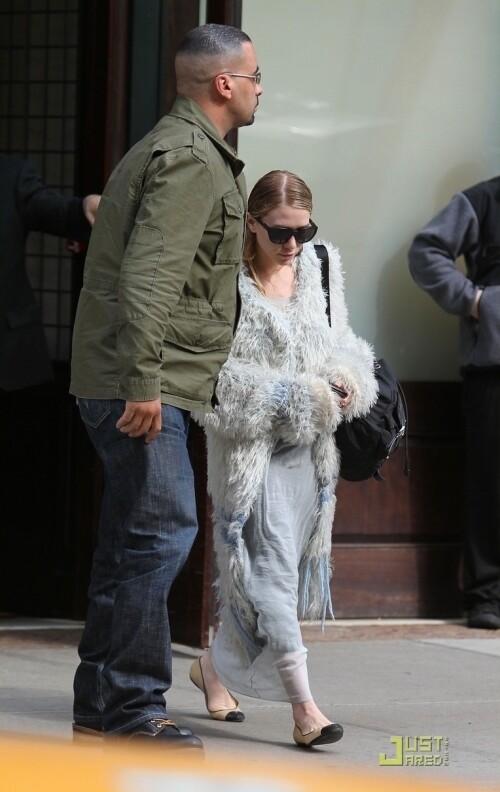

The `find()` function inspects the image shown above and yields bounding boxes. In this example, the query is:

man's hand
[82,194,101,225]
[116,399,162,444]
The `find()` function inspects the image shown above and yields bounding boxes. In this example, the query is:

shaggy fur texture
[194,242,377,663]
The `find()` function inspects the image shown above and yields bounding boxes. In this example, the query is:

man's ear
[213,73,232,99]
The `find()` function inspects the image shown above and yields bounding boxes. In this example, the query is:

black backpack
[315,244,410,481]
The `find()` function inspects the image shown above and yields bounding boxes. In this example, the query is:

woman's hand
[330,380,352,408]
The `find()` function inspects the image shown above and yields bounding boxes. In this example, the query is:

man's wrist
[470,288,483,319]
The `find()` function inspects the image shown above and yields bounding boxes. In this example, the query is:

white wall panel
[240,0,500,379]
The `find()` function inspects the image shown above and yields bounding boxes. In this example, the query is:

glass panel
[1,2,79,362]
[46,82,63,115]
[28,48,47,80]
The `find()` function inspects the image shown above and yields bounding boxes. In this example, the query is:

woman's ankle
[292,700,331,733]
[200,650,235,708]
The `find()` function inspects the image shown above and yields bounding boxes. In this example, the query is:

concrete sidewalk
[1,617,499,789]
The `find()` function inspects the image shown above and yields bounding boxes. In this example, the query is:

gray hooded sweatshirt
[408,176,500,370]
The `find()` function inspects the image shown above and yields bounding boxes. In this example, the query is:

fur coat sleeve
[198,357,340,445]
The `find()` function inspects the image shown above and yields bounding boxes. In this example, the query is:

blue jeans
[73,399,198,733]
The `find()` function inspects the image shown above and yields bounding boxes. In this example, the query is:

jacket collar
[168,95,245,177]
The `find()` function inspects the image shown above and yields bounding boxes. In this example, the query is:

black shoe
[117,718,203,750]
[467,604,500,630]
[72,717,103,743]
[73,717,195,743]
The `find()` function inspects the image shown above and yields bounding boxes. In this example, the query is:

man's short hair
[177,23,251,59]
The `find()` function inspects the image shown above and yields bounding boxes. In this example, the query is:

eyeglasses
[254,216,318,244]
[224,70,262,85]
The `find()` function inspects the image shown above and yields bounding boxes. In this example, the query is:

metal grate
[0,0,79,361]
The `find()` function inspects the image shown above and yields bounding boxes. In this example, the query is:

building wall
[240,0,500,381]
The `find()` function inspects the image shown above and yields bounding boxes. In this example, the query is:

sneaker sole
[72,724,103,745]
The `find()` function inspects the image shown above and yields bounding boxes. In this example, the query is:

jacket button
[198,132,205,140]
[194,334,203,345]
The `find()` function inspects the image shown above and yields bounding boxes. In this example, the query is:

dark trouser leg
[462,372,500,610]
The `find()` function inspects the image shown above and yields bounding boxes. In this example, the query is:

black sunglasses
[254,216,318,245]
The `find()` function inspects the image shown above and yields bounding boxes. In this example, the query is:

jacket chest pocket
[215,190,245,265]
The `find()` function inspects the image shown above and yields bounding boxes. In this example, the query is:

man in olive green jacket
[71,24,262,749]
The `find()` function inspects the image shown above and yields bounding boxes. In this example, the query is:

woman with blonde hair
[191,170,377,747]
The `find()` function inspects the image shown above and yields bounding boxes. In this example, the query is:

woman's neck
[250,255,296,298]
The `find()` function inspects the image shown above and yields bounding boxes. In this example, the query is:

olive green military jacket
[70,96,246,412]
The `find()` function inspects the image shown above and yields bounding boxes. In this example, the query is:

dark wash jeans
[73,399,198,734]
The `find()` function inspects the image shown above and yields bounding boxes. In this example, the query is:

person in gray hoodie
[408,175,500,630]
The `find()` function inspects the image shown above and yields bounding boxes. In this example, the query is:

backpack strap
[315,244,411,479]
[315,244,331,326]
[398,380,411,477]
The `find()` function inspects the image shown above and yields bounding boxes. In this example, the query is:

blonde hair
[243,170,313,290]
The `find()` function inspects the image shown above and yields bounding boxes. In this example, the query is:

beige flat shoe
[293,721,344,747]
[189,657,245,722]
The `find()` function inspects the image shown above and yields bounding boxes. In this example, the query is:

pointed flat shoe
[189,657,245,722]
[293,722,344,747]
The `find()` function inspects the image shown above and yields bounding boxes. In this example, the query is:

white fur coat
[195,241,377,663]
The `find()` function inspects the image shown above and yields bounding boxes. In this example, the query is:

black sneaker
[467,603,500,630]
[72,718,103,743]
